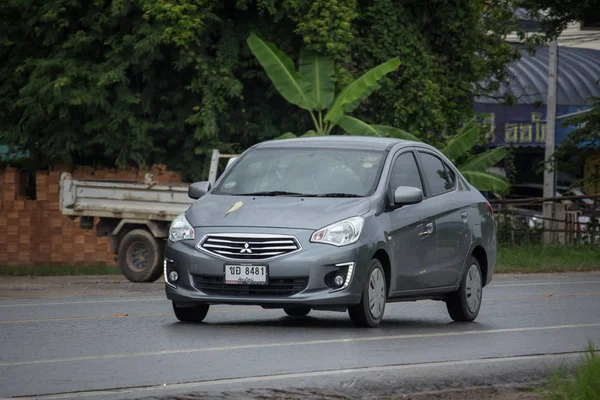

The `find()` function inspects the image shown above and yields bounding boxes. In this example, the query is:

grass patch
[0,264,121,276]
[496,244,600,273]
[538,344,600,399]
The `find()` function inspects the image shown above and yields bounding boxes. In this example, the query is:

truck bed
[59,172,194,221]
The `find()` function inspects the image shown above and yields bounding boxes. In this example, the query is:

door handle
[419,222,434,237]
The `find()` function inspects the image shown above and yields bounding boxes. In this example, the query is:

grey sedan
[164,136,496,327]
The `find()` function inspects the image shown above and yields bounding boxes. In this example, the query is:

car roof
[254,136,412,151]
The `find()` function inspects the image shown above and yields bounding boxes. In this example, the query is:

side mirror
[393,186,423,206]
[188,182,211,200]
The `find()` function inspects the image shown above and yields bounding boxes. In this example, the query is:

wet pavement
[1,273,599,399]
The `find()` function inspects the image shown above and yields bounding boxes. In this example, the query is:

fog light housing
[324,262,355,292]
[168,270,179,283]
[164,258,178,288]
[333,274,345,287]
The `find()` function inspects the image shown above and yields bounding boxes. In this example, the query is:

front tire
[172,302,209,323]
[283,307,311,317]
[446,256,483,322]
[348,259,387,328]
[118,229,164,283]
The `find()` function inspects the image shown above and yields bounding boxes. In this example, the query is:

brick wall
[0,165,183,267]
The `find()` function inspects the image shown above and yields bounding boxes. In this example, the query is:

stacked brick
[0,165,183,267]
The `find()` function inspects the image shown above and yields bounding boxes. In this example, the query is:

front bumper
[164,227,371,307]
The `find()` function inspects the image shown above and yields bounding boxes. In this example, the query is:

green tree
[441,119,510,193]
[516,0,600,40]
[0,0,523,180]
[246,33,419,140]
[552,96,600,189]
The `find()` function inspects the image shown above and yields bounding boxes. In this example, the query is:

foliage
[441,119,510,193]
[0,0,523,179]
[539,343,600,399]
[516,0,600,40]
[551,95,600,189]
[349,0,522,141]
[496,245,600,273]
[247,34,412,138]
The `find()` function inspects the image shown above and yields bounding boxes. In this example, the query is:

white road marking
[13,351,587,400]
[1,322,599,368]
[0,297,165,308]
[489,280,600,287]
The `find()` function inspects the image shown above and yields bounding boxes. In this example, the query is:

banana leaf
[247,34,316,110]
[372,125,421,142]
[275,132,297,140]
[299,50,334,111]
[324,57,400,122]
[461,170,510,193]
[441,118,480,161]
[459,147,508,172]
[337,116,380,136]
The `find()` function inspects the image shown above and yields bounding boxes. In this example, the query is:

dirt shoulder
[0,275,163,299]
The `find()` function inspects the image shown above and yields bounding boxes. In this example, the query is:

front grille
[198,234,301,260]
[193,275,308,297]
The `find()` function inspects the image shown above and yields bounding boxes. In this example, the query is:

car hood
[186,195,372,230]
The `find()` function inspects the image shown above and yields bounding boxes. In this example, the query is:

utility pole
[543,40,558,244]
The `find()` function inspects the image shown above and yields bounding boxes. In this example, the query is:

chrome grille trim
[197,233,302,261]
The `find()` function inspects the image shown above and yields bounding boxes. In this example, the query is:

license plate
[224,265,268,285]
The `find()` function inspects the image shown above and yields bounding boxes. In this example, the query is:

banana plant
[246,33,419,141]
[441,118,510,193]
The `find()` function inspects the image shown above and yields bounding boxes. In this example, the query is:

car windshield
[214,147,386,197]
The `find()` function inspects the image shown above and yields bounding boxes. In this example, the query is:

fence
[490,194,600,246]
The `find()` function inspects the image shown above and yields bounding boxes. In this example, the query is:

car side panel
[431,190,473,288]
[387,204,435,292]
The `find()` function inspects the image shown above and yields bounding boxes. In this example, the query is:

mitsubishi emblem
[240,243,253,254]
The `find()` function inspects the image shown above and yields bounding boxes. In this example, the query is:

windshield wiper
[238,191,305,196]
[309,193,362,198]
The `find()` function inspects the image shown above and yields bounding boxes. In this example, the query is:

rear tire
[446,256,483,322]
[283,306,311,317]
[172,302,209,323]
[117,229,164,283]
[348,259,386,328]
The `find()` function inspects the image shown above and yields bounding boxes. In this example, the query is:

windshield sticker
[363,163,373,168]
[225,201,244,217]
[223,181,236,189]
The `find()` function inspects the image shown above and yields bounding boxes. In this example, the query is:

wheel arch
[372,247,392,296]
[471,245,489,287]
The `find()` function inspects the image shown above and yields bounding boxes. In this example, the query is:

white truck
[59,150,237,282]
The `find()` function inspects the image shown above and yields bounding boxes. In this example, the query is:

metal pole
[208,149,220,185]
[543,40,558,244]
[592,165,599,248]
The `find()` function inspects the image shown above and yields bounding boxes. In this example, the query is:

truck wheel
[118,229,164,283]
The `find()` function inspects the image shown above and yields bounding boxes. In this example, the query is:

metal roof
[477,46,600,106]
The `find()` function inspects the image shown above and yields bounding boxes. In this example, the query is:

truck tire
[118,229,164,283]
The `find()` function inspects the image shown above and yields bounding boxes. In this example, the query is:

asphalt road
[1,273,599,400]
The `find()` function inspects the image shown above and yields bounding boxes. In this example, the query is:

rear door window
[418,152,456,196]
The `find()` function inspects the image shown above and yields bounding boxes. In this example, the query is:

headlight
[169,213,195,242]
[310,216,364,246]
